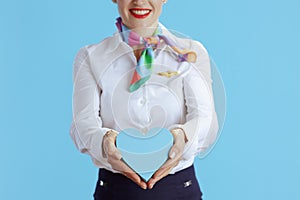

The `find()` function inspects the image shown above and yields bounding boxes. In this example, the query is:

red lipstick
[130,8,152,19]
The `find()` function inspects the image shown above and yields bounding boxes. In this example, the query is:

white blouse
[70,24,219,174]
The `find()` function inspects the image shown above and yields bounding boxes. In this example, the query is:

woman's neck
[124,20,159,37]
[132,26,157,37]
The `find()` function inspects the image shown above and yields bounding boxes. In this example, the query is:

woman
[70,0,219,199]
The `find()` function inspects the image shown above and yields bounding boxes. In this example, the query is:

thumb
[113,149,122,160]
[107,141,122,160]
[169,146,179,159]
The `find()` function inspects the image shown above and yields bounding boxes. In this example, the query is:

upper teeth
[131,10,150,15]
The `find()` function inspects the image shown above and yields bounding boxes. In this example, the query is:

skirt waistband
[98,164,196,186]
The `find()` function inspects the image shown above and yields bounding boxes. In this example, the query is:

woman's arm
[148,41,219,188]
[70,47,111,166]
[70,47,147,189]
[176,41,219,159]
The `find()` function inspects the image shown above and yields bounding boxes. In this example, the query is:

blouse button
[139,97,146,105]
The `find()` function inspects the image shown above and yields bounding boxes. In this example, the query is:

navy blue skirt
[93,165,203,200]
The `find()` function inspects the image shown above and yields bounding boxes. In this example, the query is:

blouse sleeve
[70,47,113,169]
[172,41,219,160]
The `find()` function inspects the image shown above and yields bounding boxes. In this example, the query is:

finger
[169,145,180,159]
[122,169,147,189]
[123,171,147,190]
[148,152,181,189]
[148,164,174,189]
[169,134,185,160]
[153,158,179,179]
[105,140,122,160]
[148,170,169,189]
[110,159,147,190]
[153,155,179,178]
[171,128,187,146]
[152,144,182,178]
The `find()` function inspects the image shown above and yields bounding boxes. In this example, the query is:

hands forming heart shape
[116,127,174,182]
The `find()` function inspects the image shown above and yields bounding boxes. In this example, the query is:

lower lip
[130,10,151,19]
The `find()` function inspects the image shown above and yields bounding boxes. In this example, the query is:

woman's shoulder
[76,33,122,56]
[161,24,209,56]
[72,33,125,79]
[174,35,207,54]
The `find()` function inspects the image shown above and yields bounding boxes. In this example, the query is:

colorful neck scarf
[116,17,197,92]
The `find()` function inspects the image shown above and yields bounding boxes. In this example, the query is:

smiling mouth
[130,9,152,18]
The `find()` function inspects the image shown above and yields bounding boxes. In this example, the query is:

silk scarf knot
[116,17,197,92]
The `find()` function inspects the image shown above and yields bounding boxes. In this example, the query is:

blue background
[1,0,299,199]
